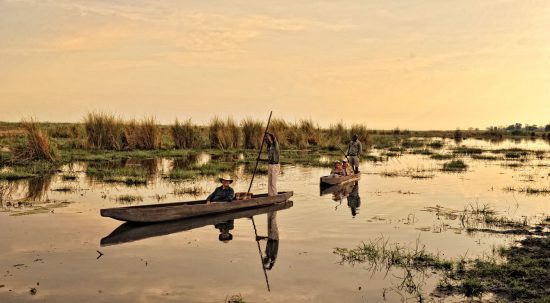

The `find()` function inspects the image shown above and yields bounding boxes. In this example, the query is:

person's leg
[268,164,279,196]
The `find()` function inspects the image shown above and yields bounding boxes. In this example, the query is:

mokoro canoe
[320,173,361,186]
[100,191,293,223]
[320,181,356,196]
[101,201,293,246]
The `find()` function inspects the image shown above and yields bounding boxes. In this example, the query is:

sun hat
[219,175,234,184]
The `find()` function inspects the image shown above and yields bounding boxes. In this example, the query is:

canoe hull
[320,173,361,186]
[100,191,293,223]
[101,201,293,246]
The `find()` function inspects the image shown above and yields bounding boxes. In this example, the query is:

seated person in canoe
[206,175,235,203]
[330,161,344,176]
[342,159,354,176]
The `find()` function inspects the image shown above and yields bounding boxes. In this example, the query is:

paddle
[338,145,350,162]
[247,110,273,292]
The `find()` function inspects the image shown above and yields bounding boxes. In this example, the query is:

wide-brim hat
[342,159,349,163]
[219,175,234,184]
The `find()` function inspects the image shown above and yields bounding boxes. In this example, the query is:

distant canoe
[100,191,293,223]
[101,201,293,246]
[320,173,361,186]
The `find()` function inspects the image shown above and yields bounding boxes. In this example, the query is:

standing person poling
[260,133,280,196]
[346,134,363,174]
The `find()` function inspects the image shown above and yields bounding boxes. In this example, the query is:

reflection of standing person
[263,133,280,196]
[258,133,280,269]
[347,182,361,217]
[257,211,279,270]
[346,134,362,174]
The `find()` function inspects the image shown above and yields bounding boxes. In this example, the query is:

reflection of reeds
[26,176,53,201]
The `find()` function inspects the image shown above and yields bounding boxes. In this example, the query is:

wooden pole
[247,111,273,292]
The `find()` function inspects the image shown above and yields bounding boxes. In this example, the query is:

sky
[0,0,549,129]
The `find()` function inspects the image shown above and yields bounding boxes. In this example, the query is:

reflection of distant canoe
[100,201,293,246]
[320,181,356,196]
[320,173,361,186]
[100,191,293,223]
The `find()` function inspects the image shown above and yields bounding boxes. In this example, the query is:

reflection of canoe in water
[100,191,293,223]
[320,181,356,196]
[101,201,293,246]
[320,173,361,186]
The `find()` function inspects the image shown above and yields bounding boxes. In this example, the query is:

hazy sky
[0,0,549,129]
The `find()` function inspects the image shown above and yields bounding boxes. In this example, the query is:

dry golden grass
[171,119,202,149]
[124,117,160,150]
[12,120,56,162]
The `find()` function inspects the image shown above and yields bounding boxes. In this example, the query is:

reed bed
[209,117,241,149]
[171,119,202,149]
[123,117,160,150]
[11,120,57,163]
[241,118,263,149]
[84,112,125,150]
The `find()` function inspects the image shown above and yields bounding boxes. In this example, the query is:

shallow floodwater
[1,139,549,302]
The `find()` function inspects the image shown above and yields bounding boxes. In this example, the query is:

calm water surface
[1,139,549,302]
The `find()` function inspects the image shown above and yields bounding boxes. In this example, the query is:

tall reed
[84,112,124,150]
[124,117,160,150]
[13,120,57,162]
[171,119,202,149]
[209,117,240,149]
[241,118,263,149]
[269,118,289,147]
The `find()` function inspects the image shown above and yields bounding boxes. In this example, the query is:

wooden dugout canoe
[100,201,293,246]
[100,191,293,223]
[320,173,361,186]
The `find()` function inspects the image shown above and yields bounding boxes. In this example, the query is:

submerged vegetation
[335,223,550,302]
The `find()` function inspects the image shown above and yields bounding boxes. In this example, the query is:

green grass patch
[115,194,143,204]
[442,160,468,172]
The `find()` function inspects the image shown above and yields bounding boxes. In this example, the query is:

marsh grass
[115,194,143,204]
[171,119,202,149]
[209,117,240,149]
[452,147,483,155]
[503,186,550,196]
[124,117,160,150]
[173,185,208,196]
[430,153,453,160]
[442,160,468,172]
[268,118,289,147]
[12,120,57,163]
[241,118,263,149]
[84,112,125,150]
[225,294,245,303]
[86,164,150,185]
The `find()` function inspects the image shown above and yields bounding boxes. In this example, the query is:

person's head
[342,159,349,168]
[352,134,359,141]
[264,133,274,144]
[218,175,233,188]
[218,230,233,242]
[334,161,342,169]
